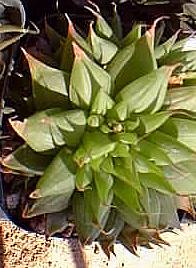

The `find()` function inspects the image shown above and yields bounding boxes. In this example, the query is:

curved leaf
[132,149,163,176]
[165,86,196,112]
[46,211,68,236]
[163,160,196,195]
[70,43,112,107]
[23,50,69,110]
[139,173,175,195]
[94,171,113,204]
[91,90,115,115]
[72,191,97,244]
[112,24,157,92]
[122,24,141,47]
[23,194,70,217]
[69,56,92,108]
[2,144,53,176]
[114,197,146,229]
[114,66,175,120]
[86,7,113,39]
[113,157,142,192]
[160,49,196,72]
[137,140,173,166]
[170,118,196,152]
[73,187,112,244]
[77,131,116,161]
[0,33,24,51]
[155,30,180,59]
[107,42,135,94]
[113,180,141,212]
[140,111,171,133]
[10,109,86,151]
[140,188,161,228]
[30,148,75,198]
[147,131,196,163]
[89,24,118,64]
[76,164,92,191]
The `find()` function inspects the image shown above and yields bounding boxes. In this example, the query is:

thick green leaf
[30,148,75,198]
[165,86,196,112]
[170,118,196,152]
[94,171,113,204]
[76,164,92,191]
[86,7,113,39]
[140,188,160,228]
[140,111,171,133]
[114,66,174,120]
[132,149,163,176]
[158,194,180,229]
[23,194,71,217]
[72,191,98,243]
[58,16,91,72]
[159,49,196,72]
[137,140,173,166]
[107,43,135,94]
[23,50,69,110]
[66,15,92,54]
[113,157,142,192]
[46,211,68,236]
[89,24,118,64]
[2,144,52,176]
[78,131,116,161]
[70,43,112,106]
[73,187,112,244]
[163,160,196,195]
[83,52,111,95]
[155,30,180,59]
[89,186,113,233]
[124,118,140,132]
[111,4,123,40]
[58,31,74,72]
[113,180,141,212]
[69,57,92,109]
[114,197,146,229]
[147,131,196,164]
[10,109,86,151]
[101,157,114,173]
[113,133,138,145]
[113,25,157,91]
[139,173,175,195]
[87,114,104,127]
[122,24,142,47]
[91,90,115,115]
[90,157,105,172]
[110,143,130,158]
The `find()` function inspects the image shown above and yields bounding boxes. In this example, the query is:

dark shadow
[69,238,87,268]
[0,225,4,268]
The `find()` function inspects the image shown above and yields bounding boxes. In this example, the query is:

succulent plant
[1,6,196,256]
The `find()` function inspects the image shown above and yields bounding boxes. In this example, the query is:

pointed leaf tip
[147,16,169,37]
[29,189,41,199]
[65,13,74,34]
[9,118,26,138]
[72,42,85,59]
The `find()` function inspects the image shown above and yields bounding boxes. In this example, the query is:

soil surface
[0,220,196,268]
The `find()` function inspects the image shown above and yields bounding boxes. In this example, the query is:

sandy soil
[0,220,196,268]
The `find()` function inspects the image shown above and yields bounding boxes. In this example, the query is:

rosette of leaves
[2,7,196,256]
